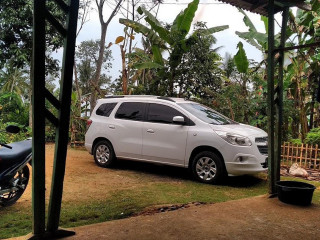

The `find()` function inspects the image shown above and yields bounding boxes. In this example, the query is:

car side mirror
[6,125,20,134]
[173,116,185,124]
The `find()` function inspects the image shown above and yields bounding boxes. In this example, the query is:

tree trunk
[120,44,128,94]
[91,24,107,112]
[73,61,82,116]
[227,99,235,121]
[300,109,308,140]
[310,89,315,130]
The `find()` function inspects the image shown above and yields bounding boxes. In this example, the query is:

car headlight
[215,131,252,146]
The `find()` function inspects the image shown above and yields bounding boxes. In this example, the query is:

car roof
[97,95,194,104]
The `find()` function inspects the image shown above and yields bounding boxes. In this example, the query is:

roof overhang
[216,0,311,16]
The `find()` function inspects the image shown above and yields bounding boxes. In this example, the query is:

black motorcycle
[0,125,32,207]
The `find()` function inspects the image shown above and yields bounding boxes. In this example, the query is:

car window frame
[95,102,118,117]
[114,101,147,122]
[146,102,194,126]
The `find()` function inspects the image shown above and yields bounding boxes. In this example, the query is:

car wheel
[93,140,116,167]
[191,151,225,184]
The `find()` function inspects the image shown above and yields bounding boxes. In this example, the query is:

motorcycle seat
[0,140,32,166]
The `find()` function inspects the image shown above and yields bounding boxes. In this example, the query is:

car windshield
[178,103,237,125]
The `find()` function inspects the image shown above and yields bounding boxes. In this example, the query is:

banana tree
[235,8,286,58]
[285,0,320,135]
[120,0,228,96]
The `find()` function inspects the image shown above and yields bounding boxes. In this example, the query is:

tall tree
[176,22,223,99]
[0,0,64,70]
[0,64,29,98]
[115,0,162,94]
[91,0,124,112]
[75,40,113,113]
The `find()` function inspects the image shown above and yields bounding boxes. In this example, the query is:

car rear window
[96,102,117,117]
[115,102,146,121]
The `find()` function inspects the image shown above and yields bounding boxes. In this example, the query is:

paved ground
[12,195,319,240]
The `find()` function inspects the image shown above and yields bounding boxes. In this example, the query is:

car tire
[191,151,225,184]
[93,140,116,167]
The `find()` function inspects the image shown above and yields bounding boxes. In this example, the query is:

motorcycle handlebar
[0,143,12,149]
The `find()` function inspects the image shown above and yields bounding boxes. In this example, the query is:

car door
[111,101,146,159]
[142,103,189,166]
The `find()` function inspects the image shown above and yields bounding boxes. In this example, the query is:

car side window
[115,102,146,121]
[147,103,186,124]
[96,102,117,117]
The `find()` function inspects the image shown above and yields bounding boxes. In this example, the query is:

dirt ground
[65,195,320,240]
[20,144,173,207]
[12,195,320,240]
[10,145,320,240]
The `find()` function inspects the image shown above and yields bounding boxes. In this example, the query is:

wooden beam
[32,0,46,235]
[267,0,276,195]
[274,41,320,52]
[47,0,79,233]
[275,7,289,186]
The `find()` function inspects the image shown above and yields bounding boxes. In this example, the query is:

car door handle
[147,129,154,133]
[108,125,115,129]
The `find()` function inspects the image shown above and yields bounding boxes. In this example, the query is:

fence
[281,142,320,170]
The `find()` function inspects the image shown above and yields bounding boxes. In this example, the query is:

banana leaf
[152,45,164,65]
[238,8,257,33]
[236,31,263,51]
[234,41,249,73]
[138,6,173,45]
[133,61,164,70]
[119,18,167,48]
[171,0,199,37]
[193,25,229,37]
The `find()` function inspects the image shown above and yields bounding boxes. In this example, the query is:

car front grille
[255,137,268,143]
[257,145,268,155]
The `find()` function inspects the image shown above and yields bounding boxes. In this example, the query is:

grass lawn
[1,148,320,239]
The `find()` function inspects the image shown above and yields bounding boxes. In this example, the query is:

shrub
[0,121,31,144]
[305,128,320,146]
[289,138,302,145]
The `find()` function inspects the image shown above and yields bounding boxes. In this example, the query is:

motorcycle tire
[0,165,30,207]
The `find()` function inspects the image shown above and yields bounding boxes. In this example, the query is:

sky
[58,0,283,81]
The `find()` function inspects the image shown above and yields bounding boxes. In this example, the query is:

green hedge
[0,121,31,144]
[305,128,320,146]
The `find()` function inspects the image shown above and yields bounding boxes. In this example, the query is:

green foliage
[0,65,29,97]
[119,18,167,48]
[176,22,223,99]
[133,62,164,70]
[0,120,31,144]
[0,92,28,125]
[234,42,249,73]
[0,0,64,71]
[121,0,228,96]
[171,0,199,36]
[289,138,303,145]
[75,40,113,96]
[305,128,320,146]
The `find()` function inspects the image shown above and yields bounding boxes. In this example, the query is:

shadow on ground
[109,159,265,188]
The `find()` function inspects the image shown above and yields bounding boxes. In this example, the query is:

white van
[85,96,268,183]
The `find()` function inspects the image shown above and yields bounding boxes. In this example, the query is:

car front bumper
[225,153,268,176]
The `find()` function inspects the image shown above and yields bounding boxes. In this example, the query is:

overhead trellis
[30,0,317,239]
